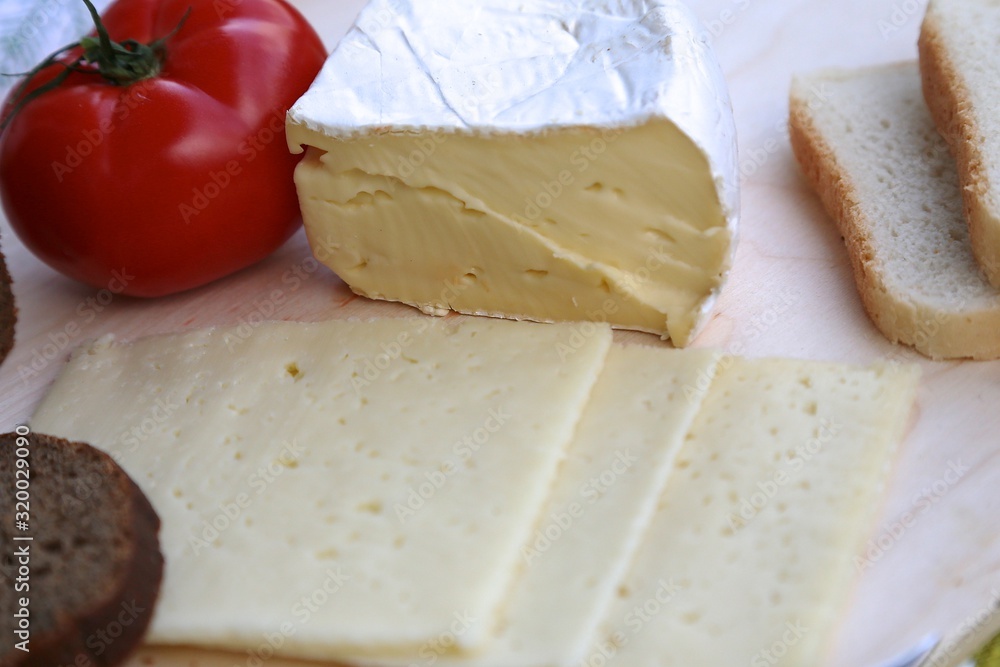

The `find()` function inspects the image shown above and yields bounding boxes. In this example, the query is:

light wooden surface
[1,1,998,666]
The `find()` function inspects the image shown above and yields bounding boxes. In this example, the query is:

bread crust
[789,69,1000,360]
[789,90,904,351]
[0,433,163,667]
[0,236,15,367]
[919,4,1000,288]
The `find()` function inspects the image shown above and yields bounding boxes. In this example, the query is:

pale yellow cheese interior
[590,358,920,666]
[351,345,721,667]
[289,120,733,346]
[29,319,920,667]
[31,318,612,659]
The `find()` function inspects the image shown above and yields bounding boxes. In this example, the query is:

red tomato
[0,0,326,297]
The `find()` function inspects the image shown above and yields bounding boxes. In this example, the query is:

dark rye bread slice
[0,233,14,366]
[0,433,163,667]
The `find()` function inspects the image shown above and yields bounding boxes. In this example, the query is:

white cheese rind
[286,0,739,346]
[355,345,721,667]
[286,0,738,212]
[590,358,920,666]
[30,318,613,660]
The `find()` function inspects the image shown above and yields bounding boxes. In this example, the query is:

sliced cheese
[590,358,919,666]
[286,0,739,346]
[30,317,612,660]
[354,345,721,667]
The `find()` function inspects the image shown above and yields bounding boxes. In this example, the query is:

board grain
[0,1,997,666]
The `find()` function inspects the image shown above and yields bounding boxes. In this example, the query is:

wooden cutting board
[0,1,997,665]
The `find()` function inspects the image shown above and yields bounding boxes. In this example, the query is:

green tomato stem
[0,0,192,132]
[81,0,116,62]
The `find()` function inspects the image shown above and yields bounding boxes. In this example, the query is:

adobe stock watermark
[237,566,352,667]
[58,393,182,515]
[743,84,831,179]
[924,589,1000,667]
[391,132,448,181]
[750,76,836,179]
[355,0,502,117]
[1,0,89,83]
[116,395,181,454]
[353,132,452,197]
[350,325,422,394]
[698,0,753,44]
[855,459,971,572]
[726,417,842,532]
[10,425,31,655]
[214,0,246,19]
[187,439,306,556]
[682,286,802,405]
[578,579,684,667]
[521,449,639,566]
[354,0,405,33]
[878,295,968,369]
[405,610,479,667]
[223,234,341,351]
[742,286,801,341]
[222,245,473,355]
[751,620,809,666]
[555,316,614,364]
[878,0,928,39]
[178,109,287,224]
[346,278,474,392]
[50,600,150,667]
[512,127,625,225]
[394,408,512,524]
[50,79,157,182]
[16,268,135,385]
[555,244,675,363]
[622,579,684,636]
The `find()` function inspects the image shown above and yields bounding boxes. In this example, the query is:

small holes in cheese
[357,500,384,515]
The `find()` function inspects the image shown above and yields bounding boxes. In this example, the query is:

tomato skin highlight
[0,0,327,297]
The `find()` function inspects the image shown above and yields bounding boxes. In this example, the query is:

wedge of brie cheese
[287,0,739,346]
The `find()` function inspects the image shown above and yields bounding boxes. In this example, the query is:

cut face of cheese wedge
[30,318,612,660]
[350,345,721,667]
[286,0,739,347]
[589,358,920,666]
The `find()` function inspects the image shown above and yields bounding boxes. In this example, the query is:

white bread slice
[789,62,1000,360]
[920,0,1000,287]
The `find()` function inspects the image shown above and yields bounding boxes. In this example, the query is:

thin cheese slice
[354,345,721,667]
[590,358,919,666]
[30,317,612,660]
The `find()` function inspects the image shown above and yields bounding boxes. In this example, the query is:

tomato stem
[1,44,82,132]
[78,0,191,86]
[0,1,192,132]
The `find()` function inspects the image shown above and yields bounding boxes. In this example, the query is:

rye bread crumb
[0,433,163,667]
[0,235,14,367]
